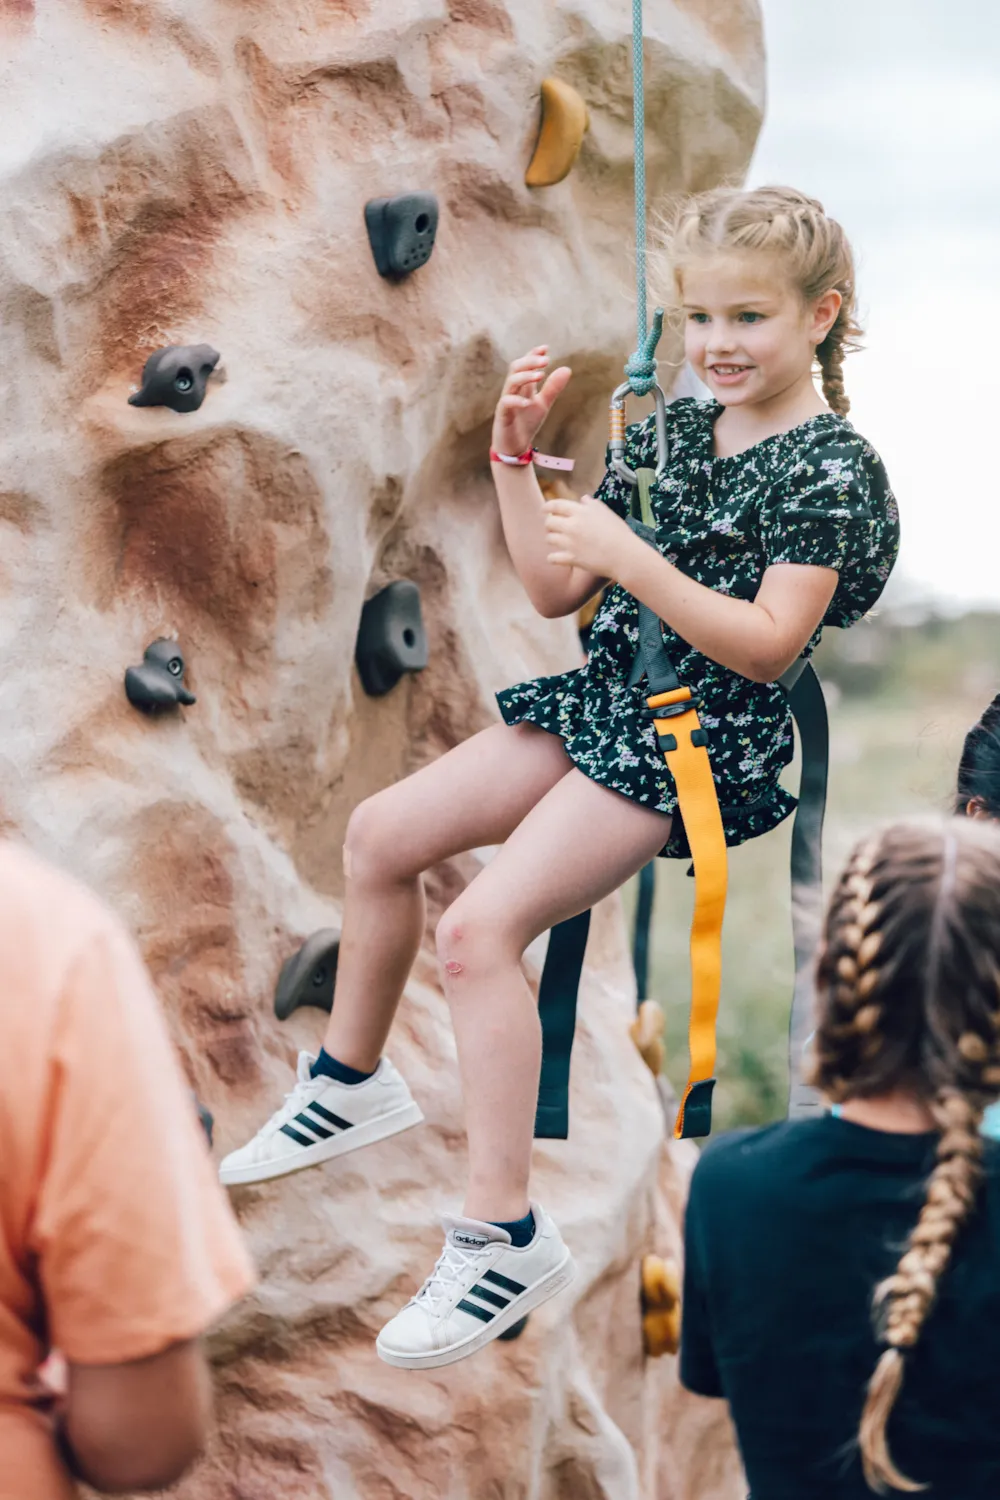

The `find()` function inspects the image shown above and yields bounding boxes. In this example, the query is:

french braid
[809,819,1000,1492]
[653,186,863,415]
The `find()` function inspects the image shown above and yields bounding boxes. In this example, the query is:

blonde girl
[681,816,1000,1495]
[220,186,898,1372]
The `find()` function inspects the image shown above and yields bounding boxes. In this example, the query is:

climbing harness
[533,0,830,1141]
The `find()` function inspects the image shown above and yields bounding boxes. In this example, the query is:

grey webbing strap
[779,660,829,1118]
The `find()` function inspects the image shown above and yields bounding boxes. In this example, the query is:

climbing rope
[623,0,663,400]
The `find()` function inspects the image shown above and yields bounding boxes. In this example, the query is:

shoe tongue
[297,1052,315,1084]
[442,1214,510,1250]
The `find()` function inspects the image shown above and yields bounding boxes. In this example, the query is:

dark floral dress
[497,398,900,859]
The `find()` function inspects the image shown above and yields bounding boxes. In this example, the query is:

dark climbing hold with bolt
[125,639,196,713]
[364,194,438,278]
[128,344,221,413]
[274,929,340,1021]
[355,580,429,697]
[498,1317,530,1342]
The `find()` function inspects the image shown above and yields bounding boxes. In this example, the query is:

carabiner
[609,380,669,486]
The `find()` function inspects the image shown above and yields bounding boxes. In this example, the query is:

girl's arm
[544,494,837,682]
[491,461,606,619]
[617,546,838,683]
[490,347,604,620]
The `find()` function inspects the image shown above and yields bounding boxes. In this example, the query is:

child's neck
[712,372,830,460]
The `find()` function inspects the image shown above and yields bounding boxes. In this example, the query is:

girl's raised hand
[491,346,572,459]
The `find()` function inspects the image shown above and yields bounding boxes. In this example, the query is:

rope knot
[625,307,664,397]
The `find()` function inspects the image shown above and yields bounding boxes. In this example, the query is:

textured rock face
[0,3,761,1496]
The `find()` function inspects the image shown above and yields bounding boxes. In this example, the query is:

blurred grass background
[622,608,1000,1131]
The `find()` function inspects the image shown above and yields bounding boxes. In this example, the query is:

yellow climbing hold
[641,1254,681,1358]
[525,77,589,188]
[630,999,666,1077]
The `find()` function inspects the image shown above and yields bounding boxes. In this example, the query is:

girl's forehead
[678,254,797,307]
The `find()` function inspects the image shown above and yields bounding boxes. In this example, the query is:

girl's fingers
[499,395,532,411]
[507,348,549,376]
[507,366,548,392]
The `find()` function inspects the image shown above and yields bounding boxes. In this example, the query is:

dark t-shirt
[681,1116,1000,1499]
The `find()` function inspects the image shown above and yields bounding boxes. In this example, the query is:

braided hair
[808,818,1000,1492]
[955,692,1000,818]
[654,185,862,416]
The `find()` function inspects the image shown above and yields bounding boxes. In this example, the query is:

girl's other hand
[491,346,572,459]
[544,494,639,578]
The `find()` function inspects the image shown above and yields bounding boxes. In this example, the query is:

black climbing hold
[124,639,196,713]
[497,1316,530,1342]
[364,194,438,279]
[355,580,429,697]
[193,1093,214,1147]
[128,344,221,413]
[274,929,340,1022]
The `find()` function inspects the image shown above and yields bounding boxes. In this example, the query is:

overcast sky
[748,0,1000,610]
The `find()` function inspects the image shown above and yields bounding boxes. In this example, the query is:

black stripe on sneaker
[483,1268,527,1296]
[295,1111,333,1140]
[280,1123,316,1147]
[307,1100,354,1131]
[458,1298,495,1323]
[468,1283,509,1311]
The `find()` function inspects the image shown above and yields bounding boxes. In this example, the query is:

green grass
[622,610,1000,1130]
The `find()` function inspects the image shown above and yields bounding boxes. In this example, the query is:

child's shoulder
[777,415,891,498]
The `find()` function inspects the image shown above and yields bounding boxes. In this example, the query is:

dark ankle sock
[490,1210,535,1248]
[310,1047,376,1086]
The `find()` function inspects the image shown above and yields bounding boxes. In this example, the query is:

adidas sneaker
[376,1202,575,1369]
[219,1051,423,1187]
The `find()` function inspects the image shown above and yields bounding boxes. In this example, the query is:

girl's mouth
[708,364,754,384]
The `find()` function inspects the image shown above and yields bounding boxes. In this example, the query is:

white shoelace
[258,1077,318,1141]
[415,1241,489,1314]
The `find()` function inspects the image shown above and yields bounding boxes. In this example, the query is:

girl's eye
[688,312,709,324]
[738,311,764,324]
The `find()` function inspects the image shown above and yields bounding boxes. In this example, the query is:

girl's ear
[811,288,842,345]
[966,795,993,821]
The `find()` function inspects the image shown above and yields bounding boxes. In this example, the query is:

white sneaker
[376,1203,575,1370]
[219,1051,423,1187]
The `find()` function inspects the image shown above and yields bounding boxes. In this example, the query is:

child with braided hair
[220,184,897,1371]
[681,816,1000,1496]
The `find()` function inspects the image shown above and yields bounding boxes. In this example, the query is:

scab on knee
[444,959,464,977]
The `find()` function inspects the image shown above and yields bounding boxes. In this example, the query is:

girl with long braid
[956,691,1000,1142]
[220,185,898,1371]
[681,816,1000,1495]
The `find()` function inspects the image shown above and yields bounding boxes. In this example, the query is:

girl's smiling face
[680,255,841,409]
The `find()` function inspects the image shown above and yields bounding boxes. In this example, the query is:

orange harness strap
[647,685,729,1138]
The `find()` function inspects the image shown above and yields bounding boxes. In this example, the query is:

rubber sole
[375,1249,576,1370]
[219,1100,425,1186]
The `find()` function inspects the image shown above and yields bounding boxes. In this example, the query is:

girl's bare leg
[323,722,573,1071]
[435,770,671,1222]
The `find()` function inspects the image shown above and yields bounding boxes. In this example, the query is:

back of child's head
[653,185,861,417]
[808,815,1000,1492]
[956,692,1000,817]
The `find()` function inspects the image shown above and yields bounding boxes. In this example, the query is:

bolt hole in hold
[274,930,340,1021]
[128,344,221,413]
[364,193,439,278]
[124,638,196,712]
[497,1316,529,1342]
[355,580,429,696]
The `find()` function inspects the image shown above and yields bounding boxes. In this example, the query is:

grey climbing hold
[125,639,196,713]
[497,1316,529,1342]
[128,344,220,413]
[364,194,438,278]
[274,929,340,1022]
[355,580,428,697]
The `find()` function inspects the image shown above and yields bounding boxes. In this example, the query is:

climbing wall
[0,2,762,1496]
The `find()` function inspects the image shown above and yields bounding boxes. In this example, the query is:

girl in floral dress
[221,186,899,1370]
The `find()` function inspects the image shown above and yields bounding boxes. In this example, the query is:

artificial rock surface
[0,2,763,1496]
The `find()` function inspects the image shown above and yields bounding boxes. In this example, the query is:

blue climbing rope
[623,0,663,399]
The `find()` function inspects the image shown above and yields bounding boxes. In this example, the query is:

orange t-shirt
[0,842,255,1500]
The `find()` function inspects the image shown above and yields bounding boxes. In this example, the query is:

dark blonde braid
[810,819,1000,1493]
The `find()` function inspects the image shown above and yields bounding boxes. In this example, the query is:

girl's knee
[435,900,517,984]
[343,794,402,885]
